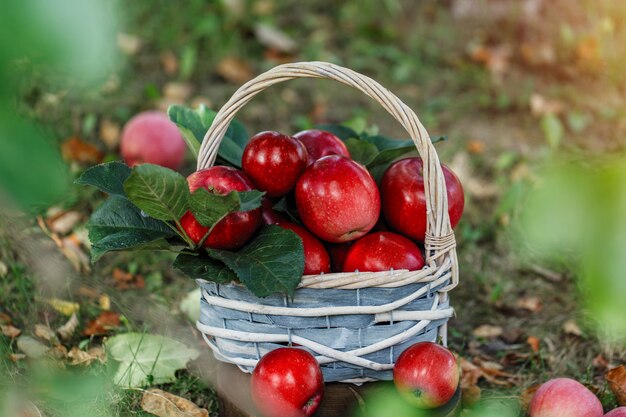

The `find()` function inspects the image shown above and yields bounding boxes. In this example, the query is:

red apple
[293,129,350,165]
[251,348,324,417]
[275,220,330,275]
[342,232,425,273]
[530,378,603,417]
[261,197,285,225]
[179,166,261,250]
[120,111,186,170]
[242,131,308,197]
[326,242,352,272]
[295,155,380,242]
[381,157,464,242]
[606,408,626,417]
[393,342,459,409]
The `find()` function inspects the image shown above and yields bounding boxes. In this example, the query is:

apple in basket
[393,342,459,409]
[342,231,425,273]
[529,378,603,417]
[242,131,308,197]
[293,129,351,165]
[120,110,186,170]
[296,155,380,243]
[274,220,331,275]
[381,157,464,242]
[179,166,262,250]
[251,348,324,417]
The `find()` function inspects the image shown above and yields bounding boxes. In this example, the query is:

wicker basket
[194,61,459,384]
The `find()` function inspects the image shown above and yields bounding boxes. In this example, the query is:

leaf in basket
[105,333,199,387]
[173,253,237,283]
[344,138,379,166]
[206,225,304,297]
[313,123,359,141]
[75,160,131,197]
[168,104,217,158]
[273,196,301,224]
[87,196,174,261]
[167,104,249,166]
[188,188,264,227]
[366,146,417,169]
[124,164,189,222]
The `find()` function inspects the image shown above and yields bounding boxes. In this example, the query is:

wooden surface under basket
[194,61,460,383]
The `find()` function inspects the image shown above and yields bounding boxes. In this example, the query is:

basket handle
[197,61,458,289]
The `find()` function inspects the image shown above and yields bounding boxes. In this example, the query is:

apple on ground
[381,157,464,242]
[342,232,425,273]
[293,129,350,165]
[393,342,459,409]
[242,131,308,197]
[179,166,261,250]
[120,110,186,170]
[296,155,380,243]
[605,408,626,417]
[529,378,603,417]
[251,348,324,417]
[275,220,330,275]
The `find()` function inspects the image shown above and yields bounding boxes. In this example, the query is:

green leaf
[188,189,264,227]
[541,114,564,149]
[313,124,359,141]
[168,104,217,158]
[87,196,175,261]
[344,138,379,165]
[123,164,189,222]
[105,333,199,387]
[273,196,301,224]
[75,161,131,197]
[366,146,416,169]
[361,134,414,150]
[167,104,249,166]
[173,253,237,283]
[206,225,304,297]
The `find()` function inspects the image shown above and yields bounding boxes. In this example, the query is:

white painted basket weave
[194,61,459,383]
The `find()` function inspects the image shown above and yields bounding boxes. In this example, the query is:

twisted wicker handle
[197,61,458,288]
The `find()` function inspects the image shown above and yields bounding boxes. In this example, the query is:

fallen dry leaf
[117,32,142,55]
[0,312,11,325]
[593,354,609,370]
[10,353,26,362]
[99,294,111,311]
[563,320,583,337]
[67,346,106,366]
[473,325,503,339]
[57,313,79,341]
[112,268,144,290]
[141,388,209,417]
[516,296,542,313]
[39,297,80,316]
[254,23,297,53]
[49,211,82,235]
[576,36,604,73]
[34,325,58,344]
[530,93,564,117]
[84,311,121,336]
[0,260,7,278]
[461,384,481,407]
[2,324,21,338]
[469,43,512,82]
[527,336,540,353]
[48,344,68,359]
[161,50,179,76]
[466,140,485,155]
[60,236,91,273]
[99,118,121,149]
[216,57,253,84]
[606,365,626,406]
[520,42,556,67]
[61,137,103,164]
[163,82,193,103]
[459,356,520,389]
[449,152,499,200]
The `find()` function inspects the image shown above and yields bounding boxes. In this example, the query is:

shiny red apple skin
[293,129,350,165]
[275,220,330,275]
[530,378,603,417]
[393,342,459,409]
[295,155,380,243]
[326,242,352,272]
[606,408,626,417]
[179,166,261,250]
[251,348,324,417]
[342,232,425,273]
[381,157,464,242]
[120,111,186,170]
[242,131,308,197]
